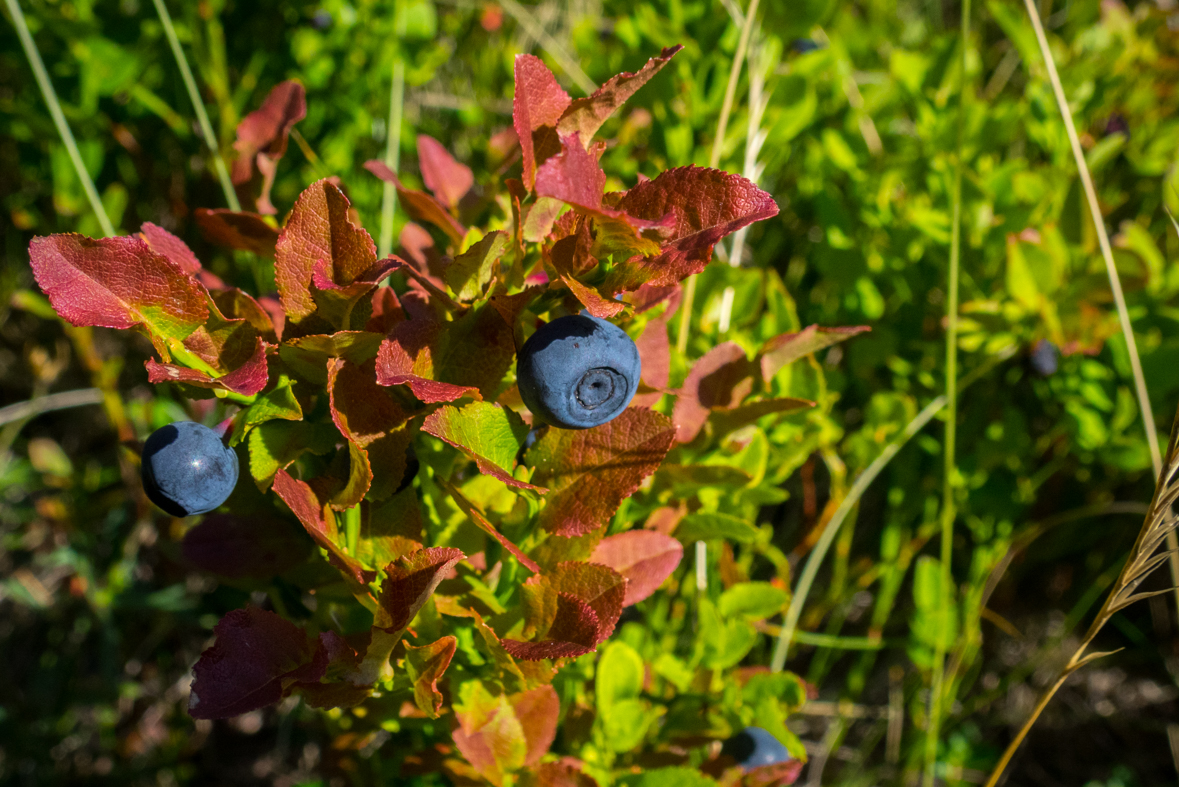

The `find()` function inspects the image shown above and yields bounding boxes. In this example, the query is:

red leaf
[365,286,405,334]
[590,530,683,605]
[633,312,670,407]
[327,359,412,448]
[139,222,201,276]
[232,80,306,214]
[326,357,413,502]
[28,234,207,346]
[189,606,322,719]
[441,480,541,574]
[759,324,871,381]
[146,335,271,396]
[181,513,309,579]
[511,685,560,766]
[534,135,671,254]
[672,342,757,443]
[418,135,474,209]
[528,408,676,537]
[275,179,378,322]
[513,55,572,189]
[744,760,805,787]
[550,561,626,643]
[522,761,600,787]
[606,166,778,291]
[272,469,375,585]
[377,547,467,632]
[405,635,458,717]
[195,208,280,256]
[375,317,483,403]
[502,593,599,661]
[556,46,682,143]
[364,160,467,245]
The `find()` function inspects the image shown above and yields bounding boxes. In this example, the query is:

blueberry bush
[4,1,1179,785]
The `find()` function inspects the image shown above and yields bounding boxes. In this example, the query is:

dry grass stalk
[983,402,1179,786]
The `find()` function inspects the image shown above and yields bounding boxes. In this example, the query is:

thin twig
[498,0,597,95]
[0,389,105,428]
[925,3,971,784]
[1018,0,1179,617]
[677,0,761,354]
[6,0,114,237]
[151,0,241,211]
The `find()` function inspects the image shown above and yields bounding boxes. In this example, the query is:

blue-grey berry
[1030,339,1059,376]
[516,314,641,430]
[721,726,791,771]
[141,421,239,517]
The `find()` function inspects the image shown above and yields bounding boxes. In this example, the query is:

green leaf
[718,582,789,622]
[247,420,339,489]
[445,231,508,301]
[674,512,760,543]
[595,641,644,712]
[618,767,719,787]
[230,375,303,446]
[602,698,651,752]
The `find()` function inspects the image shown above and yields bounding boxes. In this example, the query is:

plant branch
[151,0,241,211]
[6,0,115,237]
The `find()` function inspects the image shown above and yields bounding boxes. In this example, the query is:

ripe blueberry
[720,726,791,771]
[1030,339,1059,376]
[141,421,239,517]
[516,314,641,429]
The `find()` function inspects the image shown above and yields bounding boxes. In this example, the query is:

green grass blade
[379,52,405,259]
[151,0,241,211]
[925,2,971,784]
[6,0,115,237]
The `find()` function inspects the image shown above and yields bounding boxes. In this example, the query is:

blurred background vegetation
[3,0,1179,784]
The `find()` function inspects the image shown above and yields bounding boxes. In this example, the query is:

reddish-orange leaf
[633,313,670,407]
[528,408,676,537]
[418,135,474,209]
[605,166,778,292]
[759,324,872,381]
[511,685,560,766]
[377,547,467,632]
[672,342,757,443]
[275,179,378,321]
[147,336,271,396]
[364,160,467,245]
[745,759,805,787]
[502,593,599,662]
[139,222,201,276]
[232,80,306,214]
[550,562,626,643]
[405,635,458,717]
[521,760,601,787]
[556,46,682,143]
[513,54,572,189]
[195,208,280,256]
[272,469,374,585]
[28,234,207,346]
[590,530,683,605]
